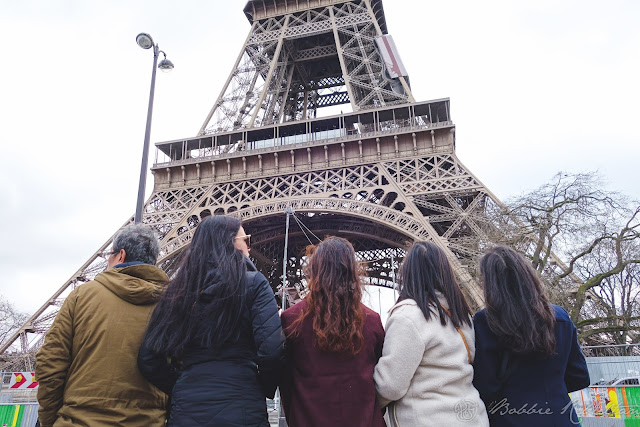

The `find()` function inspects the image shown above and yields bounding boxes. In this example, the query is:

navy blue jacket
[138,266,285,427]
[473,305,590,427]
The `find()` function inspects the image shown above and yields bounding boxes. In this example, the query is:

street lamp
[134,32,174,224]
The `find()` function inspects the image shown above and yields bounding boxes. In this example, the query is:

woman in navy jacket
[138,215,284,426]
[473,245,590,427]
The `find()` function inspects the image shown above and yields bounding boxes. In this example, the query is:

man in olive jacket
[36,224,169,427]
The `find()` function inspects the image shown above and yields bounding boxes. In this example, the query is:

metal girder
[200,0,414,134]
[315,91,350,107]
[295,44,337,61]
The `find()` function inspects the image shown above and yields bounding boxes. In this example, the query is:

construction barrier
[7,373,37,391]
[0,404,38,427]
[572,386,640,427]
[2,376,640,426]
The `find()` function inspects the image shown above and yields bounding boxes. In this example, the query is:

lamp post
[134,32,174,224]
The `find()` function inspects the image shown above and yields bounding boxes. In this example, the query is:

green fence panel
[15,405,24,427]
[0,404,24,427]
[0,405,10,423]
[624,387,640,420]
[624,418,640,427]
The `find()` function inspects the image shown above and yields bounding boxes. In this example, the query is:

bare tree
[570,212,640,344]
[489,172,640,345]
[0,295,28,348]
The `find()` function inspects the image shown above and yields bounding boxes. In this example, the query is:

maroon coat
[280,300,386,427]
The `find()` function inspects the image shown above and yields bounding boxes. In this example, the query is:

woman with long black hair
[473,245,589,426]
[137,215,284,426]
[374,241,489,426]
[280,236,386,427]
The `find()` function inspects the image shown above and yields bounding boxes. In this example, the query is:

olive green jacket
[36,264,169,427]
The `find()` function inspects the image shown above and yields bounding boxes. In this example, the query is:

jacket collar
[113,261,146,268]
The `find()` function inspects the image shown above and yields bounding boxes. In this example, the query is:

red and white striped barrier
[8,372,38,390]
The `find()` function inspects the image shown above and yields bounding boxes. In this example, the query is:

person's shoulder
[244,271,275,307]
[362,304,383,325]
[390,299,419,316]
[471,309,494,337]
[73,277,103,296]
[245,269,268,289]
[362,307,385,338]
[388,299,426,327]
[283,300,305,315]
[391,298,417,309]
[60,278,108,309]
[245,269,259,282]
[281,300,306,323]
[473,309,496,334]
[551,304,572,322]
[362,303,380,318]
[473,308,488,322]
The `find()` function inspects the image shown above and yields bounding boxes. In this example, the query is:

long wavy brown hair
[289,236,365,356]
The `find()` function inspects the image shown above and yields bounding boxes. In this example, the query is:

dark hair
[112,224,160,265]
[143,215,247,357]
[480,245,556,356]
[398,241,472,328]
[289,237,365,356]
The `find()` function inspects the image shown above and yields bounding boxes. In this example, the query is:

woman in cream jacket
[374,242,488,426]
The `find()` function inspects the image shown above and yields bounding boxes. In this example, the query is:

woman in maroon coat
[280,236,386,427]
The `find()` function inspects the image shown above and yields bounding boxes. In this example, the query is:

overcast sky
[1,0,638,317]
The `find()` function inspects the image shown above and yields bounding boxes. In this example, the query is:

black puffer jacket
[138,262,285,427]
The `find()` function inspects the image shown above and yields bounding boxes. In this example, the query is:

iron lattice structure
[3,0,560,367]
[199,0,413,134]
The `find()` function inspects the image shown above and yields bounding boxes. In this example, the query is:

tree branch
[577,315,640,328]
[579,325,640,341]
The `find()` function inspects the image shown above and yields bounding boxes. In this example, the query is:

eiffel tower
[1,0,505,366]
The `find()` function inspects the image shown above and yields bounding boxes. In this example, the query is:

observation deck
[153,99,454,189]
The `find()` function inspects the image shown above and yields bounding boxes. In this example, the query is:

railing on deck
[154,121,453,169]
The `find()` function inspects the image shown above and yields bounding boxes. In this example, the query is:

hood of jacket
[94,264,169,305]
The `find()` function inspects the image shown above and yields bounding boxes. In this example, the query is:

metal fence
[583,344,640,358]
[0,373,37,405]
[582,344,640,387]
[571,386,640,426]
[0,404,38,427]
[3,349,640,427]
[587,357,640,386]
[578,349,640,427]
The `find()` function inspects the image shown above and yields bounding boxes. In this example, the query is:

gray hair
[112,224,160,265]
